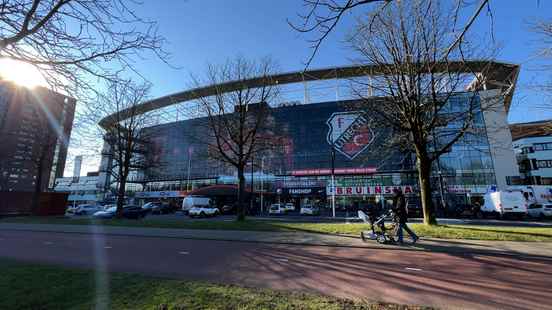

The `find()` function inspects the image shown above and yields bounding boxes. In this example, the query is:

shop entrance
[277,187,326,214]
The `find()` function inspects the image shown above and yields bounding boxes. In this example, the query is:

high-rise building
[0,81,76,192]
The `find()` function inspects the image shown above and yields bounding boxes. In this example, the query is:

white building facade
[513,135,552,185]
[53,175,104,205]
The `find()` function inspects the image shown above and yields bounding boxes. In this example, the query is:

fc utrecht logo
[326,111,374,159]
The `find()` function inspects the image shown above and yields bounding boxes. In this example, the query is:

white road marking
[179,251,190,255]
[405,267,422,271]
[43,241,53,245]
[275,258,289,262]
[104,246,112,249]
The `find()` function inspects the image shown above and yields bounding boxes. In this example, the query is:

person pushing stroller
[392,188,419,244]
[359,201,395,243]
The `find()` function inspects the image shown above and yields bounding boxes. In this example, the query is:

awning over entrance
[187,185,244,197]
[187,185,275,199]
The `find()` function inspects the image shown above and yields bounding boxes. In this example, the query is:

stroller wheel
[376,234,387,244]
[361,231,366,242]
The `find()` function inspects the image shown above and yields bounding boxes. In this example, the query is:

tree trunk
[116,178,126,219]
[417,155,437,225]
[237,166,246,221]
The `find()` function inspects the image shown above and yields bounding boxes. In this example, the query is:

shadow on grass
[3,216,552,242]
[439,225,552,239]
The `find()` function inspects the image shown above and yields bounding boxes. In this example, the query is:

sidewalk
[1,222,552,257]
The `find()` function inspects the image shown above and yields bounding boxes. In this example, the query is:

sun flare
[0,58,47,88]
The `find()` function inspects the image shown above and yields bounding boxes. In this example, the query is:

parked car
[122,205,148,219]
[93,205,147,219]
[221,204,236,214]
[482,191,528,219]
[189,205,219,217]
[527,203,552,219]
[65,205,78,216]
[182,196,212,214]
[269,204,286,215]
[75,204,103,216]
[141,202,160,213]
[150,202,172,214]
[93,206,117,219]
[336,204,347,212]
[300,205,320,215]
[447,203,482,219]
[284,202,295,212]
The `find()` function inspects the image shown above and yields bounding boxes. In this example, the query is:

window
[536,160,552,169]
[533,143,552,151]
[521,147,534,154]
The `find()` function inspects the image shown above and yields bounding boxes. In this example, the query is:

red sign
[291,167,377,176]
[327,185,414,196]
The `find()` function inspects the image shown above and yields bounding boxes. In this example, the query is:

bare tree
[529,18,552,101]
[0,0,169,97]
[347,0,500,225]
[87,80,156,217]
[188,57,280,221]
[289,0,491,69]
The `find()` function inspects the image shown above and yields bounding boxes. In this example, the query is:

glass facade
[433,93,496,194]
[137,92,498,206]
[143,100,410,181]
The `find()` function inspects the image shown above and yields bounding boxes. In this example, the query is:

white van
[182,196,212,214]
[482,191,528,219]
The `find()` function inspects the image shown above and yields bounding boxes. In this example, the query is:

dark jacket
[393,192,408,224]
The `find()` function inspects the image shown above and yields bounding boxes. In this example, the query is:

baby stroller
[358,209,396,244]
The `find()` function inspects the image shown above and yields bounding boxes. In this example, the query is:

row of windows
[521,143,552,154]
[534,143,552,151]
[536,160,552,169]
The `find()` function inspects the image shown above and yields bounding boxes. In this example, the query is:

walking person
[392,188,419,244]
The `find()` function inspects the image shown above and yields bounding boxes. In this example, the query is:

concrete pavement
[1,228,551,310]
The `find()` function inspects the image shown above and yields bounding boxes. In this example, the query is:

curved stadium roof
[99,61,520,129]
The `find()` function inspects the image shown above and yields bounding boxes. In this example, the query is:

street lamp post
[330,145,336,218]
[186,148,192,192]
[260,156,264,215]
[250,158,254,212]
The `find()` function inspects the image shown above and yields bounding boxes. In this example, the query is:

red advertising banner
[291,167,377,176]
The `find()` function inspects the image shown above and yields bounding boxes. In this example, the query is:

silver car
[74,204,103,216]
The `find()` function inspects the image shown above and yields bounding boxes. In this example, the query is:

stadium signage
[326,111,374,159]
[279,187,326,197]
[326,185,414,196]
[135,191,187,198]
[275,180,325,188]
[291,167,376,176]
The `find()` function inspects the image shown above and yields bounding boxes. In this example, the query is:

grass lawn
[0,259,426,310]
[2,216,552,241]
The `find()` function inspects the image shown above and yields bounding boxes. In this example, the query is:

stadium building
[98,62,520,212]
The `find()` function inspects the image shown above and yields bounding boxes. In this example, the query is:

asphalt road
[1,230,551,310]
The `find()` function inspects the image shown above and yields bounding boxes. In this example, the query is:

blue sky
[63,1,552,176]
[127,1,552,125]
